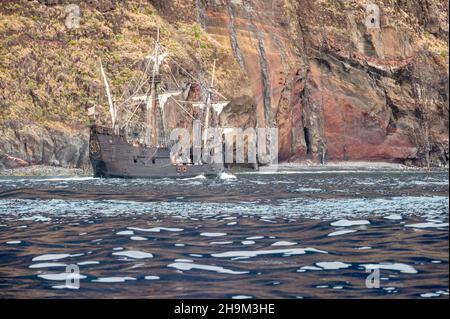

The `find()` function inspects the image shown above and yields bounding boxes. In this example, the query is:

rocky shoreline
[0,165,91,177]
[0,161,446,177]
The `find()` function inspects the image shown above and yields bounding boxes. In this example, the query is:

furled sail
[158,91,182,130]
[131,91,181,110]
[131,91,182,134]
[158,91,182,109]
[211,101,230,116]
[192,101,230,115]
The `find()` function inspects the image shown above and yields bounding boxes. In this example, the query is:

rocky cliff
[0,0,448,170]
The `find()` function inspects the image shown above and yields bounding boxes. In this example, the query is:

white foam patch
[6,240,21,245]
[210,241,233,245]
[242,241,255,245]
[420,292,441,298]
[19,215,51,222]
[219,172,237,180]
[246,236,264,240]
[32,253,83,262]
[385,214,403,220]
[168,262,248,275]
[328,229,358,237]
[181,175,206,180]
[360,263,418,274]
[331,220,370,227]
[405,222,449,229]
[92,277,136,283]
[116,230,134,235]
[410,180,449,186]
[77,261,100,266]
[112,250,154,259]
[271,241,297,246]
[316,261,351,270]
[293,188,322,192]
[145,276,160,280]
[200,232,227,237]
[222,216,237,220]
[130,236,147,241]
[29,263,67,269]
[128,227,183,233]
[211,247,327,259]
[297,266,323,272]
[232,295,253,299]
[38,273,87,281]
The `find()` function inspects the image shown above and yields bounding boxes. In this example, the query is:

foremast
[203,60,216,148]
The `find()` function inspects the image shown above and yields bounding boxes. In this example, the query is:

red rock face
[306,57,419,163]
[202,0,293,130]
[185,0,449,167]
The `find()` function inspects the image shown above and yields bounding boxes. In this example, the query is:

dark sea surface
[0,168,448,299]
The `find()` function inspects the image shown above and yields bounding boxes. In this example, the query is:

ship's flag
[87,106,96,116]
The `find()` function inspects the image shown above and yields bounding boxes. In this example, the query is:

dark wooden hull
[89,125,224,179]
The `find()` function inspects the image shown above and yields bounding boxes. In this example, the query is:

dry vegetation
[0,0,243,130]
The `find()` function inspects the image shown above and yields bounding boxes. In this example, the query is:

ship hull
[89,125,224,179]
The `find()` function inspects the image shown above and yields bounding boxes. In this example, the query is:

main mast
[148,27,161,147]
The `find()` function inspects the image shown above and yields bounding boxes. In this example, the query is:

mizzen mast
[146,26,167,147]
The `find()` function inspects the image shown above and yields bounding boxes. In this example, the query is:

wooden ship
[89,28,228,178]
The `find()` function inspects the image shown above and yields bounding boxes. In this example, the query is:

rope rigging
[97,37,229,138]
